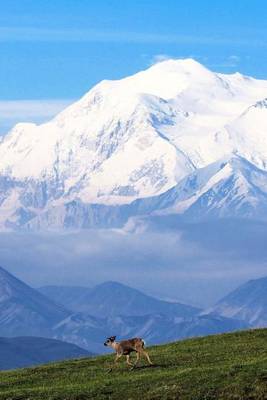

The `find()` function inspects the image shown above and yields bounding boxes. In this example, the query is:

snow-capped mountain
[1,59,267,229]
[130,155,267,221]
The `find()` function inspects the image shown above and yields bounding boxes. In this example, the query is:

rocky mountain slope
[53,312,247,353]
[209,276,267,326]
[0,266,69,336]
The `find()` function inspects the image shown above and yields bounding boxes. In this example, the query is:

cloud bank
[0,219,266,307]
[0,99,73,135]
[0,27,266,47]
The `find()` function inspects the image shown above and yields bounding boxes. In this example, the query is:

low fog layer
[0,218,266,307]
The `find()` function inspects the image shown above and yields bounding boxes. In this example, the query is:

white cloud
[0,27,266,47]
[0,221,266,307]
[207,55,241,69]
[149,54,210,68]
[228,55,240,64]
[0,99,73,119]
[0,99,73,135]
[150,54,172,65]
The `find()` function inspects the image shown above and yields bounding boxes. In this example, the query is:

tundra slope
[0,329,266,400]
[1,59,267,229]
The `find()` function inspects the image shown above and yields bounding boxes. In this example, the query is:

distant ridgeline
[0,337,90,370]
[0,265,266,357]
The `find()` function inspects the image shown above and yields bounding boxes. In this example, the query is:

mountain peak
[210,275,267,326]
[60,279,200,317]
[150,58,210,75]
[92,281,143,296]
[0,61,267,229]
[0,265,27,294]
[0,265,69,336]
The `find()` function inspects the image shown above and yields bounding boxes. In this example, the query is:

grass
[0,329,267,399]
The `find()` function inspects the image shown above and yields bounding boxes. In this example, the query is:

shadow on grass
[130,363,168,371]
[106,363,168,373]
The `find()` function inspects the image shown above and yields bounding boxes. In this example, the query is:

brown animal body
[104,336,153,368]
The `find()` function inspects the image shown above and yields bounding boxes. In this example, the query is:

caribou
[104,336,153,369]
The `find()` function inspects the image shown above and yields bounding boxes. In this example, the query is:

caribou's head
[104,336,116,346]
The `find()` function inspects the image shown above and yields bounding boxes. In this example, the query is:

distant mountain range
[38,285,91,311]
[1,265,266,357]
[39,281,200,317]
[0,266,68,336]
[53,312,247,354]
[208,276,267,326]
[0,336,90,370]
[1,59,267,230]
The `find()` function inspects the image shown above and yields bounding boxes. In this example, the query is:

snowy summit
[1,58,267,230]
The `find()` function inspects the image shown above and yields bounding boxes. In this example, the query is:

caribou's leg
[126,354,134,367]
[115,353,122,365]
[107,353,122,373]
[134,352,140,366]
[141,350,153,365]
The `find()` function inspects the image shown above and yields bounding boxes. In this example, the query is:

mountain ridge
[208,275,267,326]
[0,265,249,354]
[0,265,70,336]
[0,336,90,370]
[1,58,267,229]
[58,280,200,316]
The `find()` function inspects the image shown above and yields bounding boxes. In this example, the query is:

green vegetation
[0,329,267,400]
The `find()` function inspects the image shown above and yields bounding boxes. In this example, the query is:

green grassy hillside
[0,329,267,400]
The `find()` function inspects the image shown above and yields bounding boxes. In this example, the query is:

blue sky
[0,0,267,133]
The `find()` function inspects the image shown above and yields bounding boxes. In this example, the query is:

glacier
[1,58,267,230]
